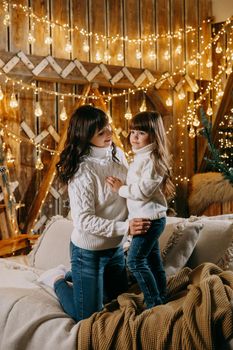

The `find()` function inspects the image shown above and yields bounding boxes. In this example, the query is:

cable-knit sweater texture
[118,143,167,220]
[68,146,129,250]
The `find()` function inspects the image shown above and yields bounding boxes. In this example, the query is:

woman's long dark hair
[56,105,118,183]
[129,111,175,200]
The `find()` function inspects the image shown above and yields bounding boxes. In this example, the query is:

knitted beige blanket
[77,263,233,350]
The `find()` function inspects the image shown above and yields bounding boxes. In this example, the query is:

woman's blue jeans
[127,217,166,309]
[54,243,128,322]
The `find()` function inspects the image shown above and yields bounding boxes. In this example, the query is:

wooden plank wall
[0,0,213,231]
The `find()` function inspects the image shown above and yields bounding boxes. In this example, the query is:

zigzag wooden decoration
[0,50,176,90]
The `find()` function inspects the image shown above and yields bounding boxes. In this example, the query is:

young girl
[106,111,174,309]
[38,105,150,322]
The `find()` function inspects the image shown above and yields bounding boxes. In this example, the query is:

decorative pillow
[28,216,73,270]
[159,217,184,252]
[186,218,233,270]
[161,220,204,277]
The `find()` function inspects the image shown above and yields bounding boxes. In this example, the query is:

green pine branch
[200,107,233,185]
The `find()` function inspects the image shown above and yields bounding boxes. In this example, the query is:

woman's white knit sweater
[68,146,129,250]
[118,143,167,220]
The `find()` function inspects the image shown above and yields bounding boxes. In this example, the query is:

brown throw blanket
[77,263,233,350]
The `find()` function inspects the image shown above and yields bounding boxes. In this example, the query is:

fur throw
[188,172,233,215]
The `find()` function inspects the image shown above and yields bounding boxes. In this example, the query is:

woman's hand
[129,218,151,236]
[106,176,123,192]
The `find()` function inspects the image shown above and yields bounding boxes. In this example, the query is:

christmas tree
[200,106,233,186]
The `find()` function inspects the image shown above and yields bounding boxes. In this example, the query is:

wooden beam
[24,84,91,234]
[0,50,173,89]
[0,234,39,257]
[198,72,233,172]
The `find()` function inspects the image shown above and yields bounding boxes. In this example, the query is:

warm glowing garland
[3,1,212,44]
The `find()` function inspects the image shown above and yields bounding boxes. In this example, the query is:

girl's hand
[129,218,151,236]
[106,176,123,192]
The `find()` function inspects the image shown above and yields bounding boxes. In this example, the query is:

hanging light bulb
[148,51,156,60]
[65,42,72,53]
[34,101,43,117]
[6,147,14,164]
[124,106,132,120]
[95,50,102,61]
[82,40,90,52]
[178,89,185,100]
[117,52,124,61]
[44,36,53,45]
[175,45,182,55]
[139,94,147,112]
[215,42,223,54]
[206,59,213,68]
[124,91,132,120]
[226,62,232,75]
[206,104,213,116]
[193,116,200,127]
[35,146,44,170]
[189,58,197,66]
[189,125,196,138]
[35,154,44,170]
[60,106,68,121]
[28,32,35,44]
[9,93,18,108]
[166,96,173,107]
[104,50,111,61]
[135,50,142,60]
[164,50,170,61]
[0,86,4,100]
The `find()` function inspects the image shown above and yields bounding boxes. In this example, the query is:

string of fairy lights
[0,16,231,121]
[0,1,232,230]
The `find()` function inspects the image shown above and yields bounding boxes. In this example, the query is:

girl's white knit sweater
[68,146,129,250]
[118,143,167,220]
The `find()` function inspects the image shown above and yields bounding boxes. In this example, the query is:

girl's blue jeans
[54,243,128,322]
[127,217,166,309]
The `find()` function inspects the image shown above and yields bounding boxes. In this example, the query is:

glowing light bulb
[139,98,147,112]
[166,97,173,107]
[104,50,111,61]
[206,105,213,116]
[215,42,222,54]
[206,59,213,68]
[189,126,196,138]
[44,36,53,45]
[226,63,232,75]
[60,106,68,121]
[82,41,90,52]
[164,50,170,61]
[149,51,156,60]
[9,93,18,108]
[189,58,197,65]
[34,101,43,117]
[193,117,200,127]
[117,53,124,61]
[6,147,14,163]
[95,50,102,61]
[0,86,4,100]
[135,50,142,60]
[175,45,182,55]
[178,89,185,100]
[124,107,132,120]
[65,42,72,53]
[28,32,35,44]
[35,155,44,170]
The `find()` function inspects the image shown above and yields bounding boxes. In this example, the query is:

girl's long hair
[56,105,118,183]
[129,111,175,200]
